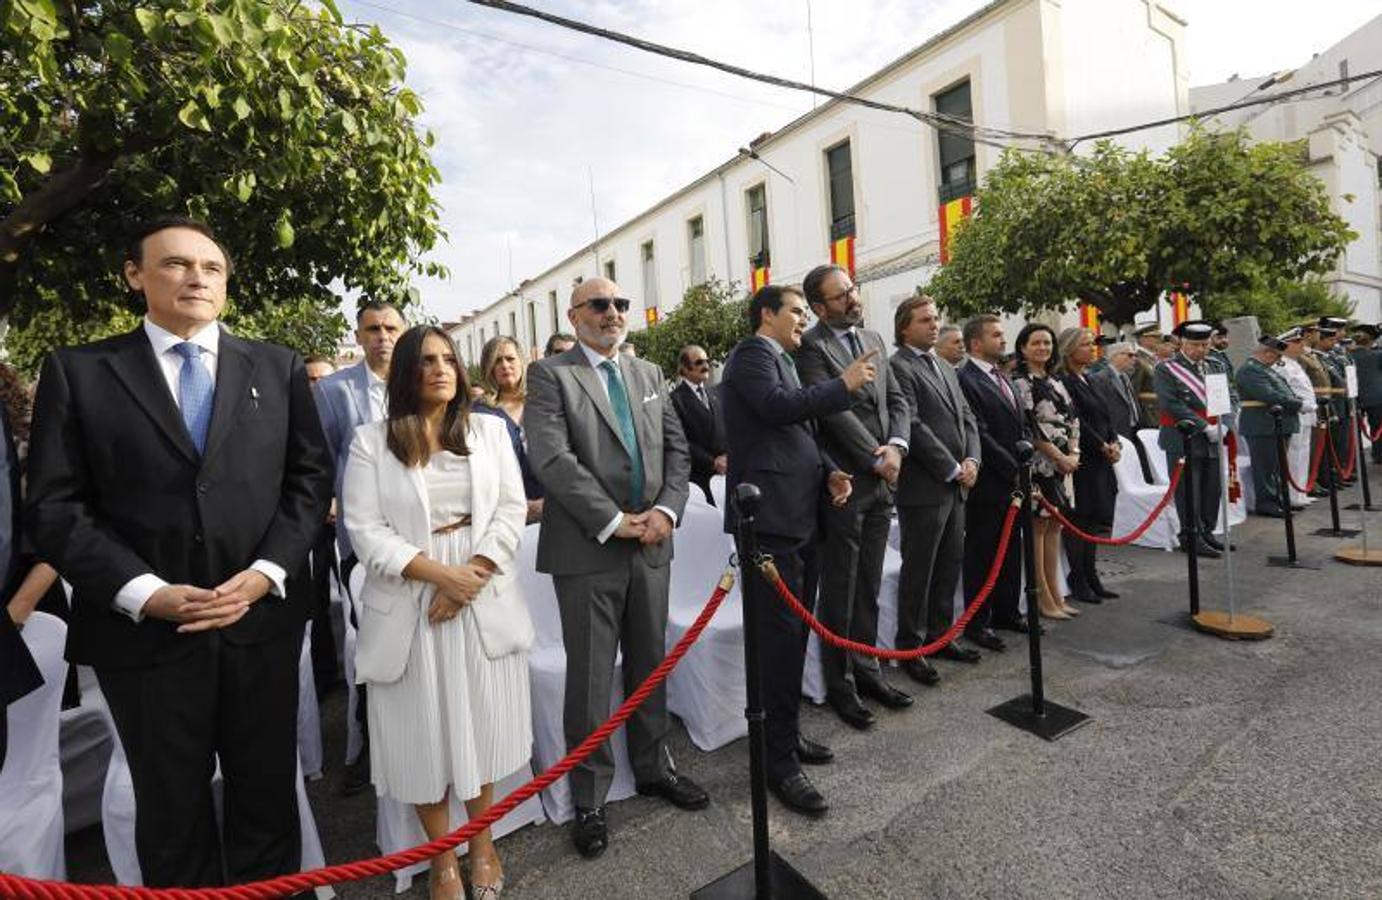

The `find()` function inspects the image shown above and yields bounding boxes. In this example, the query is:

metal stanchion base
[1312,527,1361,537]
[1333,547,1382,566]
[1190,611,1274,640]
[1343,503,1381,511]
[986,695,1091,742]
[1266,556,1321,569]
[692,851,826,900]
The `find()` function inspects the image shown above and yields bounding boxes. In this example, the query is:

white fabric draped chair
[0,611,67,878]
[1113,435,1179,550]
[1138,428,1245,532]
[59,666,113,833]
[298,624,324,781]
[518,523,637,825]
[802,541,904,704]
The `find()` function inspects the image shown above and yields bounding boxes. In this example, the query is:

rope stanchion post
[1267,405,1318,570]
[1178,420,1202,617]
[1314,400,1353,537]
[1334,402,1382,565]
[693,483,823,900]
[986,441,1090,742]
[1344,400,1379,512]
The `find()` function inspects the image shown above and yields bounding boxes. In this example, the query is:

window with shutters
[825,140,855,240]
[641,240,658,308]
[934,79,976,204]
[687,215,707,285]
[746,184,770,268]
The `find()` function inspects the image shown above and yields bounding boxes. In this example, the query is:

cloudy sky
[335,0,1381,321]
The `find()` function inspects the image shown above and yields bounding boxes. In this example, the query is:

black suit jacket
[957,359,1027,506]
[1062,371,1117,452]
[889,349,980,507]
[720,336,849,543]
[1090,366,1139,439]
[669,381,726,491]
[26,326,334,669]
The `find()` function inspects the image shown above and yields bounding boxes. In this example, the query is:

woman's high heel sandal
[429,861,463,900]
[467,855,505,899]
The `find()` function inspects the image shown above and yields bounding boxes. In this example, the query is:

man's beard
[578,320,625,351]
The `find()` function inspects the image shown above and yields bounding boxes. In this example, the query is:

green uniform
[1153,352,1221,546]
[1130,349,1159,429]
[1320,350,1349,486]
[1236,357,1303,516]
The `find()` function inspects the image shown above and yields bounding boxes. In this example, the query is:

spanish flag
[750,266,771,292]
[1079,303,1100,332]
[830,235,856,278]
[938,195,973,264]
[1169,290,1189,326]
[645,307,660,327]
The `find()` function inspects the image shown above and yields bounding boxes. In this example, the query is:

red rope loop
[1327,420,1359,481]
[1283,429,1328,495]
[1037,461,1183,546]
[1369,417,1382,444]
[0,572,739,900]
[758,502,1021,660]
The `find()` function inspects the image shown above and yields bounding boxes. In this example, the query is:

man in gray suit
[797,264,914,728]
[526,277,707,860]
[314,299,403,794]
[888,296,990,686]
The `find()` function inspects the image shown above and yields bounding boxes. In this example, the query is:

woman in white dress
[344,326,532,900]
[1277,330,1318,508]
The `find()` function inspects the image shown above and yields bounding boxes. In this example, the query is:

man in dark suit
[1090,341,1154,484]
[26,218,334,888]
[796,265,914,729]
[721,283,875,817]
[669,344,727,505]
[889,298,992,690]
[956,315,1031,635]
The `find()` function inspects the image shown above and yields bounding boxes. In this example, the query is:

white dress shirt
[576,342,679,544]
[678,377,711,406]
[827,324,908,457]
[113,318,287,621]
[366,365,388,421]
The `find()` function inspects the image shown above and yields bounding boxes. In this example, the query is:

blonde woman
[344,326,532,899]
[473,336,543,523]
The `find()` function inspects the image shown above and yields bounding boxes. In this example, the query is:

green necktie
[781,351,801,388]
[601,359,644,507]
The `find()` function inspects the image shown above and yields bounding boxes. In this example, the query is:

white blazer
[343,414,531,684]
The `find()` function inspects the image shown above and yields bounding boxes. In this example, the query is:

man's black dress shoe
[572,806,608,858]
[993,616,1045,635]
[770,772,828,817]
[635,773,710,810]
[855,677,913,709]
[1091,585,1120,600]
[828,695,875,730]
[1255,509,1285,519]
[1201,535,1235,551]
[796,735,834,765]
[935,643,980,663]
[1070,593,1103,604]
[901,658,941,685]
[965,628,1006,652]
[1180,541,1222,559]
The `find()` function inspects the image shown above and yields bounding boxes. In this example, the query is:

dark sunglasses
[689,359,710,369]
[575,296,631,314]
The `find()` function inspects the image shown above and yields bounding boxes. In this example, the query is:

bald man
[525,278,707,860]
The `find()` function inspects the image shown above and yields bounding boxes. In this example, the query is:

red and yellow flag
[644,307,660,327]
[1079,303,1101,332]
[938,195,973,264]
[830,235,856,278]
[750,266,771,292]
[1169,290,1190,326]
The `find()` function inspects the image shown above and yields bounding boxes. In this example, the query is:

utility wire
[463,0,1057,150]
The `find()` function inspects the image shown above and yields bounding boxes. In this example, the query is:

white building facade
[1191,14,1382,323]
[452,0,1189,363]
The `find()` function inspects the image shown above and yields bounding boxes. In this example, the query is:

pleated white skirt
[368,527,533,805]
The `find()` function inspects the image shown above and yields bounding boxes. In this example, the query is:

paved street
[65,491,1382,899]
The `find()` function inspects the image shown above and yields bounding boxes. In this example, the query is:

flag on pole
[830,235,856,277]
[938,195,973,264]
[750,266,771,292]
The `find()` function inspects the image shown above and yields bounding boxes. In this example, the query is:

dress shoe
[339,752,371,798]
[801,735,829,763]
[993,616,1045,635]
[1180,541,1222,559]
[635,773,710,810]
[1309,487,1330,498]
[935,643,981,663]
[828,695,875,730]
[855,676,913,709]
[901,657,941,686]
[770,772,829,817]
[1255,509,1285,519]
[572,806,608,858]
[1091,585,1120,600]
[1202,535,1235,551]
[796,735,834,765]
[965,628,1006,651]
[1070,593,1103,604]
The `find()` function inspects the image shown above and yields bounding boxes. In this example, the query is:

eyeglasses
[688,359,710,369]
[822,284,859,305]
[574,296,631,314]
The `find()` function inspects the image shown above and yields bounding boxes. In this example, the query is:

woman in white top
[1277,330,1318,508]
[344,326,532,900]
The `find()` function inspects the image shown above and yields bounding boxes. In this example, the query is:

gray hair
[1054,326,1093,374]
[937,324,960,340]
[1105,341,1135,357]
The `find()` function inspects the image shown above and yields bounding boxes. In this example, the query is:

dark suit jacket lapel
[914,349,957,414]
[104,328,199,463]
[201,330,257,465]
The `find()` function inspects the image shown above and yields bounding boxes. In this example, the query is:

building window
[527,301,537,348]
[479,325,485,344]
[746,184,770,269]
[508,311,517,338]
[603,259,616,281]
[548,289,559,334]
[640,240,658,309]
[687,215,707,285]
[825,140,855,240]
[934,79,976,204]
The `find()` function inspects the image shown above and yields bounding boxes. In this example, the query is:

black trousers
[308,524,339,690]
[963,499,1021,627]
[815,478,888,701]
[896,489,965,646]
[738,532,810,785]
[97,631,301,888]
[1168,452,1221,542]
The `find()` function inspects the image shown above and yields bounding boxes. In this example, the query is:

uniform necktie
[600,360,643,507]
[174,342,214,454]
[845,329,863,360]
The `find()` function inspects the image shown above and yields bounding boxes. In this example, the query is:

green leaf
[231,94,252,120]
[176,99,210,131]
[23,151,52,174]
[104,30,134,63]
[275,215,295,248]
[133,7,159,35]
[208,14,235,45]
[318,0,344,24]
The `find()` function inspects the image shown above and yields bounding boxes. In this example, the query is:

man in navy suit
[956,315,1030,634]
[720,283,876,817]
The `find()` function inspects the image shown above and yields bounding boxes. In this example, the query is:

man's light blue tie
[600,359,644,507]
[174,342,214,454]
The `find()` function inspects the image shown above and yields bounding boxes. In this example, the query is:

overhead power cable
[463,0,1057,150]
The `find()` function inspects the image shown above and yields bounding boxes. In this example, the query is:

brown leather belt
[431,515,472,535]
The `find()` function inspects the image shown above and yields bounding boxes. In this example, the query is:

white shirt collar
[679,377,706,392]
[907,344,930,358]
[144,316,219,358]
[969,356,997,375]
[579,340,620,372]
[828,323,857,342]
[757,334,786,356]
[365,365,386,389]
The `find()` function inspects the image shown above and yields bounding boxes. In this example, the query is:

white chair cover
[374,762,546,893]
[1113,435,1179,550]
[708,475,726,512]
[518,524,636,824]
[59,665,114,833]
[298,624,324,780]
[802,541,902,704]
[1137,428,1244,533]
[0,612,67,878]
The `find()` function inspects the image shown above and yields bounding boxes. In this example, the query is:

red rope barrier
[1327,421,1359,481]
[759,501,1021,661]
[0,572,738,900]
[1037,462,1183,546]
[1368,416,1382,445]
[1284,430,1328,495]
